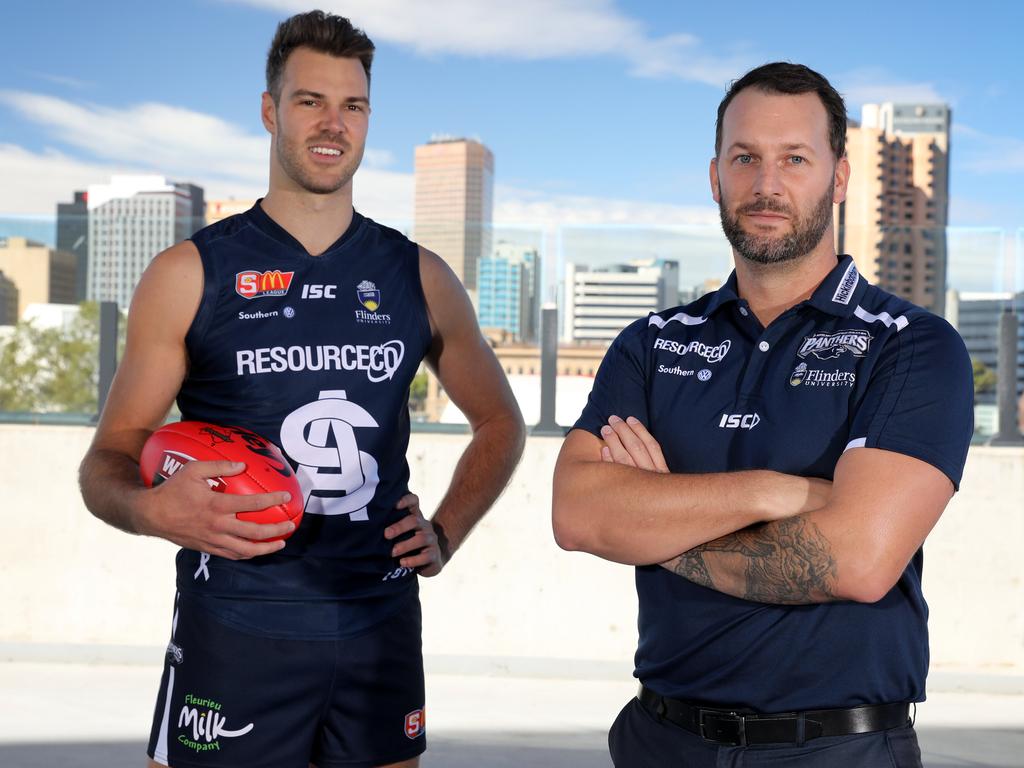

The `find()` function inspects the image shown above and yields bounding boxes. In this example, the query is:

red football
[139,421,303,541]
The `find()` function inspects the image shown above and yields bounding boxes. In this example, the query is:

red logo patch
[235,270,295,299]
[404,708,425,739]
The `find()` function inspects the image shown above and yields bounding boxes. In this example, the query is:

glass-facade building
[478,243,540,342]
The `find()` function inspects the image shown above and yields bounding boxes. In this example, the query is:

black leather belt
[638,685,911,747]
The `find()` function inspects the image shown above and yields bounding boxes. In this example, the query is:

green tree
[0,302,125,414]
[972,358,997,395]
[408,370,429,412]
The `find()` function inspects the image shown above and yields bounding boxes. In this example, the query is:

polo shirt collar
[703,272,741,317]
[704,255,866,319]
[806,255,866,317]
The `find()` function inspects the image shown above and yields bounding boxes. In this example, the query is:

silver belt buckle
[699,709,747,747]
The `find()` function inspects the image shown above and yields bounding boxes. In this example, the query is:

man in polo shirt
[552,62,973,767]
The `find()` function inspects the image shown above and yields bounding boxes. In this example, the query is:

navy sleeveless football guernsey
[172,201,431,634]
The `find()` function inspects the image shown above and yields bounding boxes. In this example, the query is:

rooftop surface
[2,661,1022,767]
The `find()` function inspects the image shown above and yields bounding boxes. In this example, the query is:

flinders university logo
[789,360,856,389]
[356,280,381,311]
[790,362,808,387]
[355,280,392,325]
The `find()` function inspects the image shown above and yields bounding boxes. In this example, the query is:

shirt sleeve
[847,312,974,489]
[573,318,651,437]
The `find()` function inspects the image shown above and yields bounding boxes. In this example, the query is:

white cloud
[626,34,752,89]
[229,0,752,87]
[28,71,95,90]
[0,91,414,223]
[353,169,414,224]
[362,148,397,169]
[0,144,140,216]
[0,90,269,187]
[836,67,947,108]
[234,0,642,58]
[0,85,721,233]
[494,184,719,228]
[0,139,414,224]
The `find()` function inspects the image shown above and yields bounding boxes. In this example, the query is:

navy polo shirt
[574,255,974,712]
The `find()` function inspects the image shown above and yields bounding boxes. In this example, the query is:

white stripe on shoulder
[844,437,867,452]
[648,312,707,328]
[853,305,909,331]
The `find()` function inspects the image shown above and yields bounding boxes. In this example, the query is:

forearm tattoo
[671,518,838,604]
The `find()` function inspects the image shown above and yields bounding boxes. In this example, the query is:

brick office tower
[841,103,950,315]
[413,137,494,293]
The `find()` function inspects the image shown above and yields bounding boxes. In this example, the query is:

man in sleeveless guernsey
[553,63,973,767]
[79,11,525,768]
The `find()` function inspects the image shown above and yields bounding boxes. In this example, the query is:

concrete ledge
[2,426,1022,693]
[927,669,1024,696]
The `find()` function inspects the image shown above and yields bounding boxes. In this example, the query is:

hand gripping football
[139,421,303,541]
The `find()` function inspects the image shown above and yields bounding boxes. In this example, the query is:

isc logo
[719,413,761,430]
[301,284,337,299]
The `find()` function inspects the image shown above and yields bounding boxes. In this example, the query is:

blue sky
[1,0,1022,288]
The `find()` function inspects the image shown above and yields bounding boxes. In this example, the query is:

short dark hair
[715,62,847,160]
[266,10,375,103]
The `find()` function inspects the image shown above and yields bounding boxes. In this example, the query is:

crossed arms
[551,416,954,604]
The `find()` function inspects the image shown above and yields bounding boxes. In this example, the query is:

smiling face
[261,47,370,196]
[711,88,849,267]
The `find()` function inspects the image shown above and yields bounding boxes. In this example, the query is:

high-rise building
[840,103,950,315]
[180,183,207,236]
[0,271,18,326]
[413,137,494,291]
[87,175,204,308]
[478,243,541,342]
[57,190,89,302]
[563,259,679,344]
[0,237,76,319]
[947,290,1024,407]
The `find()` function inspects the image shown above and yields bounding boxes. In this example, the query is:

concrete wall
[1,425,1021,683]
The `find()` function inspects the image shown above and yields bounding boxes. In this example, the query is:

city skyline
[1,2,1021,232]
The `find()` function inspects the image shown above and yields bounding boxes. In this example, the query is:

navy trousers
[609,698,923,768]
